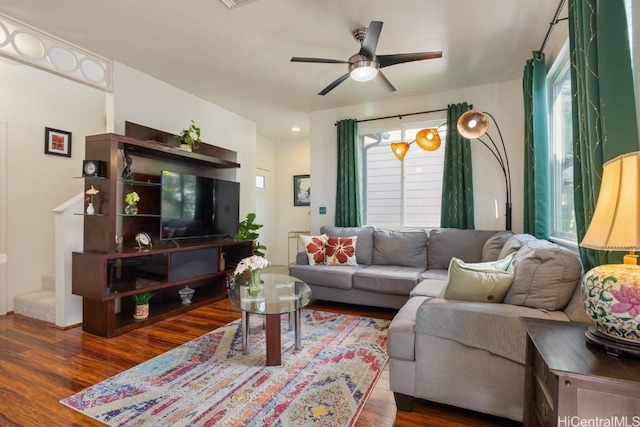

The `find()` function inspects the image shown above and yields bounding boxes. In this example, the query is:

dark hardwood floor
[0,298,521,426]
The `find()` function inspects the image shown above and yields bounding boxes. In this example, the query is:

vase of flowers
[234,255,270,294]
[124,191,140,215]
[85,185,99,215]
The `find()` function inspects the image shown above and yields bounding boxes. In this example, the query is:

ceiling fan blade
[318,73,350,96]
[291,57,348,64]
[373,71,396,93]
[359,21,383,59]
[378,51,443,68]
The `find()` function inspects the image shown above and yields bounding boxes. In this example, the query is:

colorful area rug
[60,310,390,426]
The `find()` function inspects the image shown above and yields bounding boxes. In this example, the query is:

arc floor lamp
[456,110,512,230]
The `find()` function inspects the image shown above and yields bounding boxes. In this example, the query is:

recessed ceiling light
[291,127,301,132]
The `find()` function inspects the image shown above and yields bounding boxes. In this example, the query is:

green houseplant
[235,213,266,256]
[179,120,202,151]
[132,292,154,320]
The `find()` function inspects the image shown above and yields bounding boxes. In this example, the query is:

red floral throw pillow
[325,236,358,266]
[300,234,327,265]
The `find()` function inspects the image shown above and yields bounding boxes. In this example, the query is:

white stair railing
[52,192,84,327]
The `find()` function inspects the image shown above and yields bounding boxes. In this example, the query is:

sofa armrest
[296,251,309,265]
[415,298,569,364]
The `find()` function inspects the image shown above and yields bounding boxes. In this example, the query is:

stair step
[14,291,55,324]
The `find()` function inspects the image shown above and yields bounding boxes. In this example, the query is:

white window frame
[547,40,577,248]
[360,119,446,230]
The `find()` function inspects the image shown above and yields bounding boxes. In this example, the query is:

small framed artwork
[293,174,310,206]
[44,127,72,157]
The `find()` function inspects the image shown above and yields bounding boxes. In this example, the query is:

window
[548,42,576,243]
[361,122,445,229]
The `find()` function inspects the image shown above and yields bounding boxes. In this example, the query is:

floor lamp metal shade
[580,151,640,356]
[456,110,512,230]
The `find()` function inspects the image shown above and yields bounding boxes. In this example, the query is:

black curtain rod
[537,0,568,59]
[355,105,470,124]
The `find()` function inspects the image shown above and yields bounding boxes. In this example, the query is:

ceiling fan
[291,20,442,96]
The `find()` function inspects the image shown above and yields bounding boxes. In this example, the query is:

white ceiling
[0,0,564,140]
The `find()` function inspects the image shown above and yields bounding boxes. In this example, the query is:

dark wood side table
[521,317,640,427]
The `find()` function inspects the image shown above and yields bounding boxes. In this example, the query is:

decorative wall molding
[0,12,112,91]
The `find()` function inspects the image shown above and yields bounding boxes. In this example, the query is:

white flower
[234,255,270,276]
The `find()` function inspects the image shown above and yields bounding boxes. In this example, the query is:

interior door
[255,169,272,261]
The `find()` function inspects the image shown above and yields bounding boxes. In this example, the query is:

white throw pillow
[325,236,358,266]
[299,234,327,265]
[441,253,516,303]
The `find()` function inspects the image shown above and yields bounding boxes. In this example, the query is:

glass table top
[228,273,312,315]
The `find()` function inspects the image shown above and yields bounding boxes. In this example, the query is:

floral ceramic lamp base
[582,264,640,357]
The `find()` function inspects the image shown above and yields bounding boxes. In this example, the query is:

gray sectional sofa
[289,226,503,309]
[289,226,588,422]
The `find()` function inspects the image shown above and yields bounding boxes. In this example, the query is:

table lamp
[580,151,640,356]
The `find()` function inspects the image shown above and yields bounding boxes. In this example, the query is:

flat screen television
[160,170,240,241]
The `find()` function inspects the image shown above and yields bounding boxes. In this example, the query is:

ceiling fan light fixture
[349,55,379,82]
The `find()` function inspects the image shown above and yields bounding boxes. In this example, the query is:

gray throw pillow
[503,240,583,311]
[497,233,538,259]
[372,229,428,268]
[481,231,515,262]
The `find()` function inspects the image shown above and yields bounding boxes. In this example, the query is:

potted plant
[235,213,266,256]
[132,291,154,320]
[124,191,140,215]
[179,120,202,152]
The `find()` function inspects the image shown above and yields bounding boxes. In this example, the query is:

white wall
[0,58,106,312]
[271,137,311,266]
[111,62,258,218]
[308,79,524,234]
[256,134,276,261]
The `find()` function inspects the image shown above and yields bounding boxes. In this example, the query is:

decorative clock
[82,160,104,177]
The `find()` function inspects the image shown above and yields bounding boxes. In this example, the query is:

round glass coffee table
[228,273,312,366]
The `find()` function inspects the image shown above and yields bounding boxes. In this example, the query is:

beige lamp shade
[457,110,489,139]
[390,142,410,160]
[580,151,640,251]
[415,128,441,151]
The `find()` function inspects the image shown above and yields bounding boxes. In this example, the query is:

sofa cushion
[503,239,583,311]
[372,229,428,268]
[420,269,448,281]
[299,234,327,265]
[481,231,515,262]
[498,233,538,259]
[411,278,448,297]
[442,253,516,303]
[427,228,502,269]
[321,226,375,265]
[288,264,364,290]
[353,265,424,296]
[325,236,358,266]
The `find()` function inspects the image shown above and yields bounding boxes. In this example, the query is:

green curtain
[569,0,639,270]
[335,119,362,227]
[440,102,474,229]
[522,51,550,239]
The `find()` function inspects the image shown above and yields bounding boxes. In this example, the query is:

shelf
[118,179,161,186]
[121,140,240,168]
[74,213,106,217]
[116,213,161,218]
[74,176,107,180]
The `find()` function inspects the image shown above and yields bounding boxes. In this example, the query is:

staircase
[13,273,56,323]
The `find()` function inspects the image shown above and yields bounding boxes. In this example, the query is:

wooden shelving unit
[72,128,251,337]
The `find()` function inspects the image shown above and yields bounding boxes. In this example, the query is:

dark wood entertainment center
[72,124,252,337]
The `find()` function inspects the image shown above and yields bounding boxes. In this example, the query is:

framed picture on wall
[293,174,310,206]
[44,127,72,157]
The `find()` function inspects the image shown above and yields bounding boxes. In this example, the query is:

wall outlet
[319,206,326,215]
